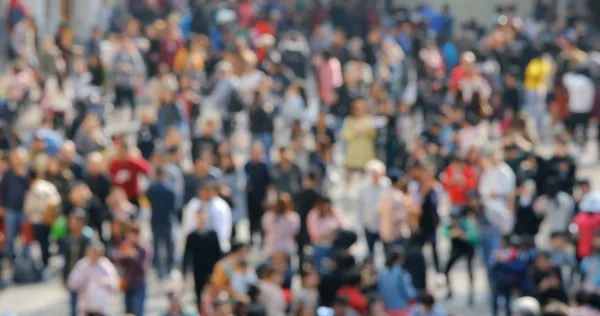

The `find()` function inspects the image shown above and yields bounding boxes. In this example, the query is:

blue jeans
[152,224,174,279]
[364,229,380,258]
[125,282,147,316]
[252,133,273,162]
[69,290,77,316]
[5,209,25,258]
[491,284,512,316]
[479,226,501,286]
[312,245,331,273]
[524,88,546,131]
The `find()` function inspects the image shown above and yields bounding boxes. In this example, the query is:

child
[410,292,447,316]
[549,232,577,291]
[443,210,478,304]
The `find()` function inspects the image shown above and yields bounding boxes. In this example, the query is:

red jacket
[449,65,467,92]
[336,285,368,315]
[109,155,150,200]
[441,164,478,206]
[574,212,600,258]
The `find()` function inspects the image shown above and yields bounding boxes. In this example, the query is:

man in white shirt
[180,182,232,254]
[563,68,596,147]
[478,149,516,281]
[358,160,390,257]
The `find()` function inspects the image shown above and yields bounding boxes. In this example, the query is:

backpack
[227,89,244,113]
[13,246,42,284]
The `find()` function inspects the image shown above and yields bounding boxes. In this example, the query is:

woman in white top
[534,177,575,237]
[68,243,119,316]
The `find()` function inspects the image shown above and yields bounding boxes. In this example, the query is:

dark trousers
[444,240,475,293]
[364,229,380,258]
[246,194,264,246]
[33,224,51,267]
[566,111,590,146]
[114,86,136,110]
[151,224,174,279]
[194,272,210,308]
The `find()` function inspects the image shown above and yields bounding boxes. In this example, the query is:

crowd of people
[2,0,600,315]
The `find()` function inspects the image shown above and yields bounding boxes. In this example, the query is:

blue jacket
[147,182,176,227]
[0,169,29,211]
[378,265,417,310]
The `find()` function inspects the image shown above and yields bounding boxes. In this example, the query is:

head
[198,182,217,201]
[9,147,29,173]
[229,242,250,261]
[419,292,436,312]
[126,223,141,244]
[554,137,568,157]
[300,265,320,288]
[274,193,293,214]
[534,251,553,271]
[68,208,87,235]
[385,246,405,268]
[550,232,568,250]
[351,99,368,117]
[250,142,265,163]
[317,196,332,215]
[86,152,104,175]
[86,242,105,264]
[365,160,386,184]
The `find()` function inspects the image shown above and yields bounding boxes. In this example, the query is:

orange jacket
[441,164,478,206]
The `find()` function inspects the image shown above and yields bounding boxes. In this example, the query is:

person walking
[146,167,176,279]
[120,224,149,316]
[67,242,120,316]
[1,148,30,260]
[183,210,222,308]
[262,193,300,256]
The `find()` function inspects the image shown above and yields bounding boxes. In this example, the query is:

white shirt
[208,196,232,253]
[359,177,391,232]
[180,196,231,253]
[67,257,119,314]
[479,162,516,232]
[563,72,596,113]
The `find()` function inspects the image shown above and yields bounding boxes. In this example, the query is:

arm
[134,157,151,176]
[341,118,354,141]
[307,211,322,242]
[182,233,192,278]
[214,205,232,252]
[102,260,120,292]
[261,212,274,234]
[67,260,88,291]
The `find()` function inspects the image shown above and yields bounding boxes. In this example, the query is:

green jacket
[443,218,478,246]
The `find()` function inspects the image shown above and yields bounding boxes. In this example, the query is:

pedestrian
[1,148,30,259]
[211,242,257,302]
[307,196,343,271]
[245,143,271,246]
[183,209,222,308]
[262,193,300,256]
[108,142,150,206]
[67,242,120,316]
[443,209,478,304]
[120,223,150,316]
[358,159,390,257]
[378,247,417,316]
[61,209,92,316]
[146,167,176,279]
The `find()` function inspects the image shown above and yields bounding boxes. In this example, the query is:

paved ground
[1,73,599,315]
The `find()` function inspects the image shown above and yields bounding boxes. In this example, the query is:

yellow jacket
[342,116,377,169]
[173,48,205,73]
[524,58,551,90]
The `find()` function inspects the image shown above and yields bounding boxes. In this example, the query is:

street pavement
[1,77,600,315]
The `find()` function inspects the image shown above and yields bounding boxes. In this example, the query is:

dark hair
[550,231,567,240]
[342,269,361,286]
[420,292,435,306]
[155,167,165,179]
[230,242,247,254]
[385,246,405,268]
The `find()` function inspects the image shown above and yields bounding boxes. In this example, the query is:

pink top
[378,189,410,243]
[262,211,300,255]
[238,2,256,29]
[307,209,342,246]
[316,57,342,105]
